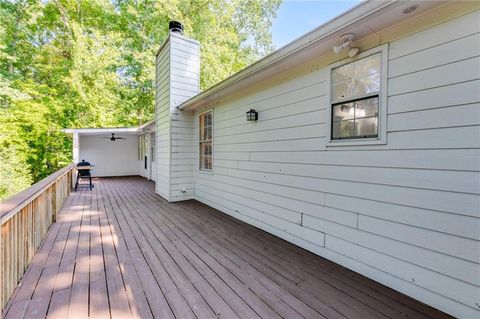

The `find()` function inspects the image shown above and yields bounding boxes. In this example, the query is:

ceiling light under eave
[333,33,360,57]
[348,47,359,58]
[333,45,344,54]
[335,33,354,50]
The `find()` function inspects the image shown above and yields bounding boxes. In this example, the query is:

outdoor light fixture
[333,33,360,58]
[403,4,419,14]
[246,109,258,121]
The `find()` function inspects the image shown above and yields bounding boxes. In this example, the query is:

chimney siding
[155,32,200,202]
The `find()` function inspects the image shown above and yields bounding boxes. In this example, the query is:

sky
[271,0,362,49]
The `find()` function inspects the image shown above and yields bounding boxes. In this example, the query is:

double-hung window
[199,111,213,171]
[329,45,387,145]
[331,53,380,140]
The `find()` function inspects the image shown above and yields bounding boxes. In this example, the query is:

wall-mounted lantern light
[246,109,258,121]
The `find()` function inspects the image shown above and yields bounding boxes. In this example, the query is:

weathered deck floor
[3,177,450,319]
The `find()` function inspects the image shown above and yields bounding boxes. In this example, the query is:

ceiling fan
[102,133,127,141]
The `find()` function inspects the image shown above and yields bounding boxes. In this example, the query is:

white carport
[63,127,141,177]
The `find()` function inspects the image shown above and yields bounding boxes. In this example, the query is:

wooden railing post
[51,183,57,223]
[67,170,71,195]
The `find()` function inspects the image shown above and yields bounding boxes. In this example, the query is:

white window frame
[150,132,155,162]
[326,44,388,147]
[198,109,213,172]
[138,135,144,160]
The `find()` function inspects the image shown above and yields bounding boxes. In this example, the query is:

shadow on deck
[3,177,451,319]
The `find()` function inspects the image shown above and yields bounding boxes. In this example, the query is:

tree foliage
[0,0,280,200]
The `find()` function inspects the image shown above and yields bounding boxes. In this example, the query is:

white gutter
[62,119,157,135]
[62,127,140,134]
[178,0,399,111]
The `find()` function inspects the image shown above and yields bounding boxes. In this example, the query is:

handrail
[0,163,76,224]
[1,163,76,310]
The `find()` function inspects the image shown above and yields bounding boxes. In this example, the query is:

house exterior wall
[155,41,171,199]
[150,161,156,181]
[191,10,480,318]
[155,33,200,201]
[79,135,139,177]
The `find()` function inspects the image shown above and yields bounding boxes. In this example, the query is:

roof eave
[177,0,400,112]
[62,127,141,135]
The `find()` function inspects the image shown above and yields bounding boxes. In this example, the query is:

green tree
[0,0,281,200]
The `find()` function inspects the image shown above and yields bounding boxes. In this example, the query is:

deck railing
[0,163,76,309]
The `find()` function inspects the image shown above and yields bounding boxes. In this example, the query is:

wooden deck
[2,177,451,319]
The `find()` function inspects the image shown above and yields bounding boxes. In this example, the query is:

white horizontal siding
[167,34,199,201]
[155,41,170,199]
[215,78,327,122]
[317,235,480,319]
[191,11,480,318]
[220,167,479,216]
[326,194,479,240]
[388,56,480,96]
[304,215,479,291]
[248,149,480,171]
[388,103,480,131]
[388,10,480,59]
[322,235,479,313]
[216,110,327,137]
[356,215,479,264]
[237,161,479,194]
[388,33,480,78]
[194,187,325,248]
[388,80,480,114]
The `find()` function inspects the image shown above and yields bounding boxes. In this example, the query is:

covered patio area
[3,177,450,319]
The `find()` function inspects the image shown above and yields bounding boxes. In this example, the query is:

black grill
[75,160,94,191]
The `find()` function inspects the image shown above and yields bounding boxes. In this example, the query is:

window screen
[331,54,380,140]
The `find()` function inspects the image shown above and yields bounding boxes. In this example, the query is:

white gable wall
[191,9,480,318]
[79,135,139,177]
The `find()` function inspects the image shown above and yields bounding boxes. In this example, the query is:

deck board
[3,177,452,319]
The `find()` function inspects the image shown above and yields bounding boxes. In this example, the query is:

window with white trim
[138,135,144,160]
[331,53,381,140]
[199,111,213,171]
[328,44,392,146]
[150,132,155,162]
